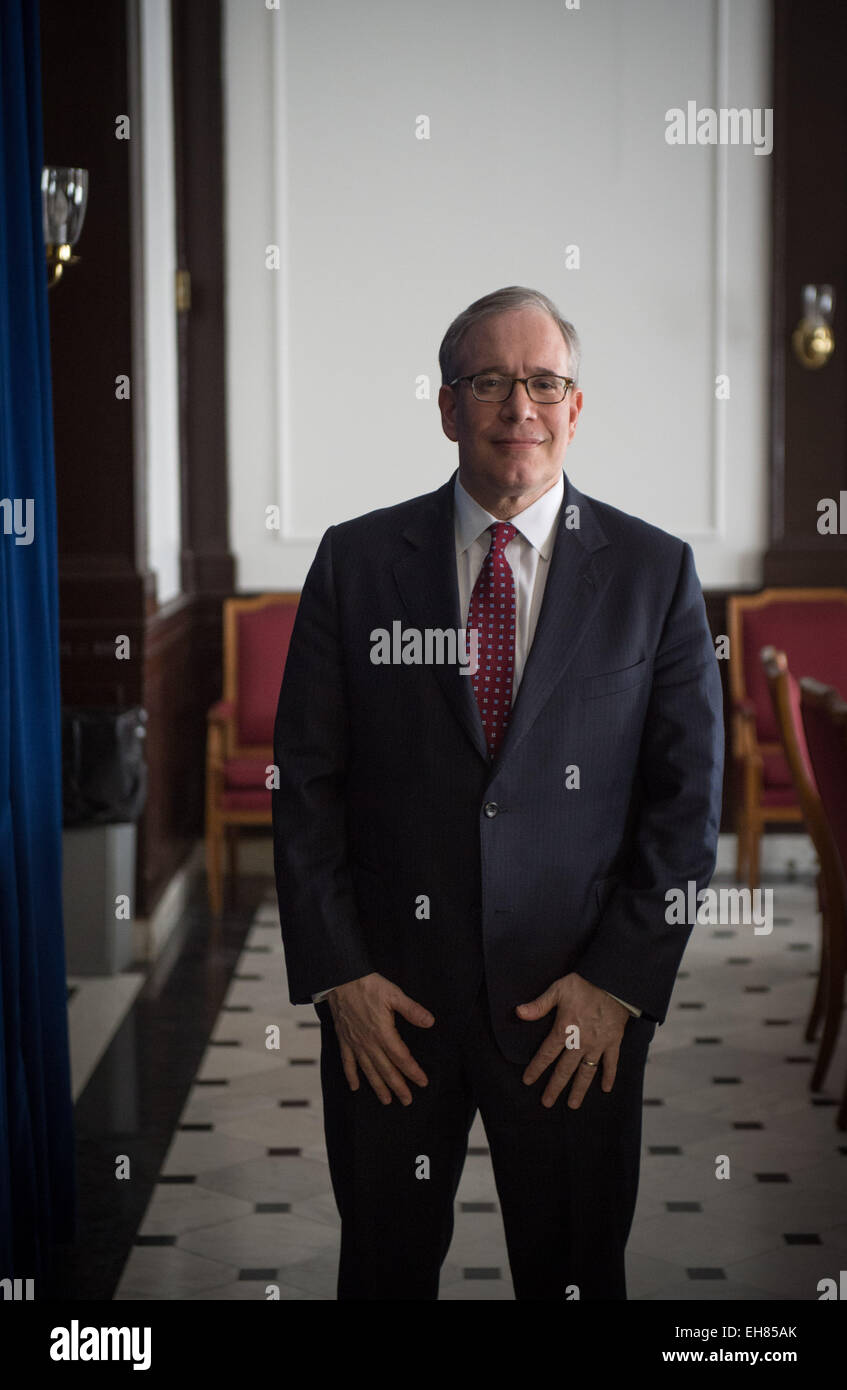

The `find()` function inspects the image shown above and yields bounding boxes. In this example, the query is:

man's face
[438,306,583,513]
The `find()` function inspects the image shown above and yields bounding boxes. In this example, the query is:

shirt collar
[454,470,564,561]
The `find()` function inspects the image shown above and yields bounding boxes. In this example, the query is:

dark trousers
[317,979,654,1300]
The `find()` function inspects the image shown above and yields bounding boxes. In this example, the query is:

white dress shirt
[311,472,640,1017]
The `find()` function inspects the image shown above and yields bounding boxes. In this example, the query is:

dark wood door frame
[764,0,847,586]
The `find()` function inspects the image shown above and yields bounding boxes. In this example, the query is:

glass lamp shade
[41,166,88,246]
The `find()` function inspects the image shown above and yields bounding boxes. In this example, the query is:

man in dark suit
[272,285,724,1301]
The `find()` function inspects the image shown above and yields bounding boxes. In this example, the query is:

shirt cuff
[604,990,642,1017]
[311,987,338,1003]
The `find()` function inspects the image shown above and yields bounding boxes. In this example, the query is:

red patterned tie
[467,521,517,759]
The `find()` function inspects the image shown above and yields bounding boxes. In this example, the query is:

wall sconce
[42,166,89,289]
[792,283,835,370]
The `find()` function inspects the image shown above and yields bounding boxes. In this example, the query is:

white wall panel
[140,0,182,604]
[225,0,771,590]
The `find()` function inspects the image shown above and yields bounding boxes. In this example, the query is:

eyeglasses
[450,372,575,404]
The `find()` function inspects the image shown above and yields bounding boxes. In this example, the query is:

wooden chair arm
[732,704,761,763]
[208,699,236,726]
[206,702,232,789]
[733,696,756,718]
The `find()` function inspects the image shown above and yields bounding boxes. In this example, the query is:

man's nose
[500,381,536,419]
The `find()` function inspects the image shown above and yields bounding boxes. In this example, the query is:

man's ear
[438,384,459,443]
[567,388,584,441]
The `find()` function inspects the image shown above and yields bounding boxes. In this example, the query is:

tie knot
[488,521,517,554]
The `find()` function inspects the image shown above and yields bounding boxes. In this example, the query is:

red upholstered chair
[799,679,847,1131]
[205,594,299,915]
[727,589,847,888]
[762,649,844,1091]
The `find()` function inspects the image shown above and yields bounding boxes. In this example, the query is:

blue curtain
[0,0,76,1283]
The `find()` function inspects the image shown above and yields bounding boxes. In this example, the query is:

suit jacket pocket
[581,658,648,700]
[593,874,619,915]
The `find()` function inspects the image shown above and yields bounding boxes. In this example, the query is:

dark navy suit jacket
[272,469,724,1065]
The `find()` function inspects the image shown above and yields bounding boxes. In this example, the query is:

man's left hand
[516,973,630,1110]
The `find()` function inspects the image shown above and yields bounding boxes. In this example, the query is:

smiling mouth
[493,438,544,446]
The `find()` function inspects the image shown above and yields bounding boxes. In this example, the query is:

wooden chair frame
[762,650,844,1095]
[205,592,300,916]
[727,588,847,889]
[798,677,847,1131]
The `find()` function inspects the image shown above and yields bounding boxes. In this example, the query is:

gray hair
[438,285,581,388]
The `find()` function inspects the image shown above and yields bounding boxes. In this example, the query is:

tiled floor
[108,871,847,1301]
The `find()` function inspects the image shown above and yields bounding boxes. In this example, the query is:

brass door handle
[792,284,835,369]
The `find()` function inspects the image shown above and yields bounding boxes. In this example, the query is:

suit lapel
[391,470,612,769]
[492,475,611,768]
[392,473,489,761]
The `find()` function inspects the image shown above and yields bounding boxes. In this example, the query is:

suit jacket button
[483,802,499,818]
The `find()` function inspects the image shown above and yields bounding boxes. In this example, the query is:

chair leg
[228,827,239,900]
[735,811,748,881]
[806,872,827,1043]
[834,895,847,1128]
[806,934,827,1045]
[747,818,761,892]
[811,893,845,1093]
[810,943,832,1090]
[206,818,224,917]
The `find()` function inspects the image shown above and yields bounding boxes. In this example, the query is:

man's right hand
[327,973,434,1105]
